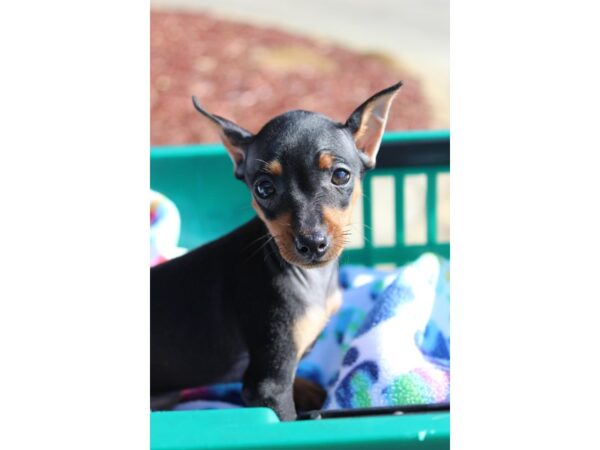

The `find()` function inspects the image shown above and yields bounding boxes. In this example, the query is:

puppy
[151,82,402,420]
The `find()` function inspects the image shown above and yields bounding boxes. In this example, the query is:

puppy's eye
[255,179,276,199]
[331,168,351,186]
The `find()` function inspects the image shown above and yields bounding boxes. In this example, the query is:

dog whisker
[244,234,275,263]
[243,232,272,251]
[347,223,373,244]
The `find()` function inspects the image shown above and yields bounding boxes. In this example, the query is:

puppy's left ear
[192,96,253,179]
[345,82,403,168]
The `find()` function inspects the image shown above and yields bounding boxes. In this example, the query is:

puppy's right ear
[192,96,253,179]
[345,82,402,169]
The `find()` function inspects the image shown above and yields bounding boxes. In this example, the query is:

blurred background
[150,0,449,249]
[150,0,448,145]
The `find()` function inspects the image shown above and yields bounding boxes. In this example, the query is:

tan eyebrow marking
[265,159,282,176]
[318,152,334,170]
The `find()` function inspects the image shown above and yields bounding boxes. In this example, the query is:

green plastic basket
[150,129,450,449]
[150,130,449,267]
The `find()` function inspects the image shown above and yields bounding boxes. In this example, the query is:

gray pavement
[151,0,449,128]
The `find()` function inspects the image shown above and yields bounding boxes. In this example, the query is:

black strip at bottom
[297,402,450,420]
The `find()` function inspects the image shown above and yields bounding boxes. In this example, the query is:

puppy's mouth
[300,258,336,268]
[280,247,339,268]
[272,234,344,268]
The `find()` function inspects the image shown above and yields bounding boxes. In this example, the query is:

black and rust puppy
[151,82,403,421]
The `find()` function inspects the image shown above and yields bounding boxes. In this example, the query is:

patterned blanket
[298,255,450,409]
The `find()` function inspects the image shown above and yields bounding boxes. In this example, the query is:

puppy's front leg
[241,331,298,421]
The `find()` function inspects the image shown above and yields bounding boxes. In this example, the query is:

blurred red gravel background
[151,11,432,146]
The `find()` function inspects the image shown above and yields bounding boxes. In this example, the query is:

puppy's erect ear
[345,82,403,168]
[192,96,253,179]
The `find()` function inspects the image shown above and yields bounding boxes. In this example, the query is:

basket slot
[403,174,428,246]
[436,172,450,243]
[370,175,396,247]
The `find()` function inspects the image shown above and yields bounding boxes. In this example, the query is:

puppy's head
[193,82,402,268]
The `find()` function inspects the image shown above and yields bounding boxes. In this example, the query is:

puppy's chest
[292,288,342,361]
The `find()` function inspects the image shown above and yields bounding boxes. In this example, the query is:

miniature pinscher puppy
[151,82,403,421]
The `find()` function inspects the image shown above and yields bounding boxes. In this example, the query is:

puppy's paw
[293,377,326,412]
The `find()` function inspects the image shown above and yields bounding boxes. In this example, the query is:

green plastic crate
[150,129,450,449]
[151,408,449,450]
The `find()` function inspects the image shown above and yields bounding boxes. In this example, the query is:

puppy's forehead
[249,111,357,164]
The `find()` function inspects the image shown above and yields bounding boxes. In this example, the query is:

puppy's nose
[294,230,330,259]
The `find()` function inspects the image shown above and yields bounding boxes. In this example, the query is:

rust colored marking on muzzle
[321,181,362,259]
[251,199,300,264]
